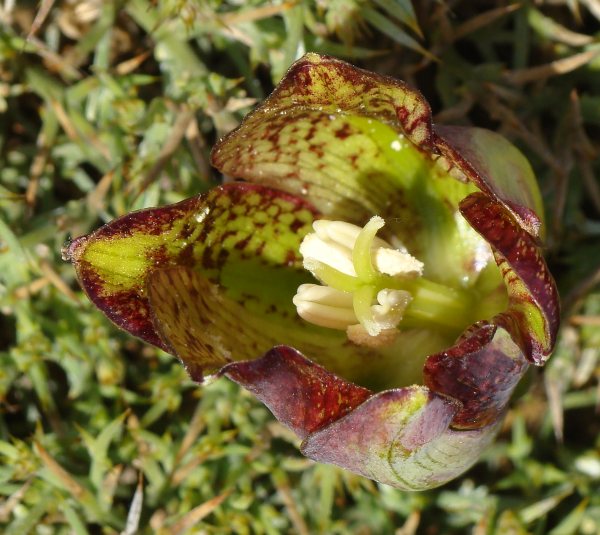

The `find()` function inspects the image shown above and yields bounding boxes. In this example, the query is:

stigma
[293,216,424,347]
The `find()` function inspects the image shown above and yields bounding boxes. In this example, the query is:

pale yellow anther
[299,232,355,276]
[300,217,423,280]
[373,249,423,277]
[371,289,412,329]
[292,284,356,329]
[312,219,393,252]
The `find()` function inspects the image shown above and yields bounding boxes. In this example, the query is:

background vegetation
[1,1,599,533]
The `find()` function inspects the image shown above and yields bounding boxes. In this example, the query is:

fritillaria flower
[66,54,559,490]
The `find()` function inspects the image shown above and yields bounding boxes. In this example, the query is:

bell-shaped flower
[65,54,559,490]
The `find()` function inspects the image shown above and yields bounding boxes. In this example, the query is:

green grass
[1,1,599,533]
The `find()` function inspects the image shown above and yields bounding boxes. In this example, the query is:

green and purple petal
[222,346,372,438]
[224,346,502,491]
[302,391,496,491]
[145,265,411,385]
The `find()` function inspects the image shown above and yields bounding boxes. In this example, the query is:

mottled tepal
[66,54,560,490]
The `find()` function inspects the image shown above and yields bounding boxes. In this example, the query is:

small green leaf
[373,0,423,38]
[362,8,433,59]
[78,410,128,492]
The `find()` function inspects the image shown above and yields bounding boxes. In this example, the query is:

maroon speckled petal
[210,53,436,232]
[222,346,372,438]
[424,324,528,429]
[67,196,209,351]
[460,193,560,364]
[66,183,317,351]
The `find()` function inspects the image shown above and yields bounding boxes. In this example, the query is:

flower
[65,54,560,490]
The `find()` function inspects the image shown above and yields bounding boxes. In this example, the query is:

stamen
[293,284,356,329]
[293,216,471,345]
[300,233,355,276]
[372,289,412,329]
[312,220,393,251]
[373,249,423,277]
